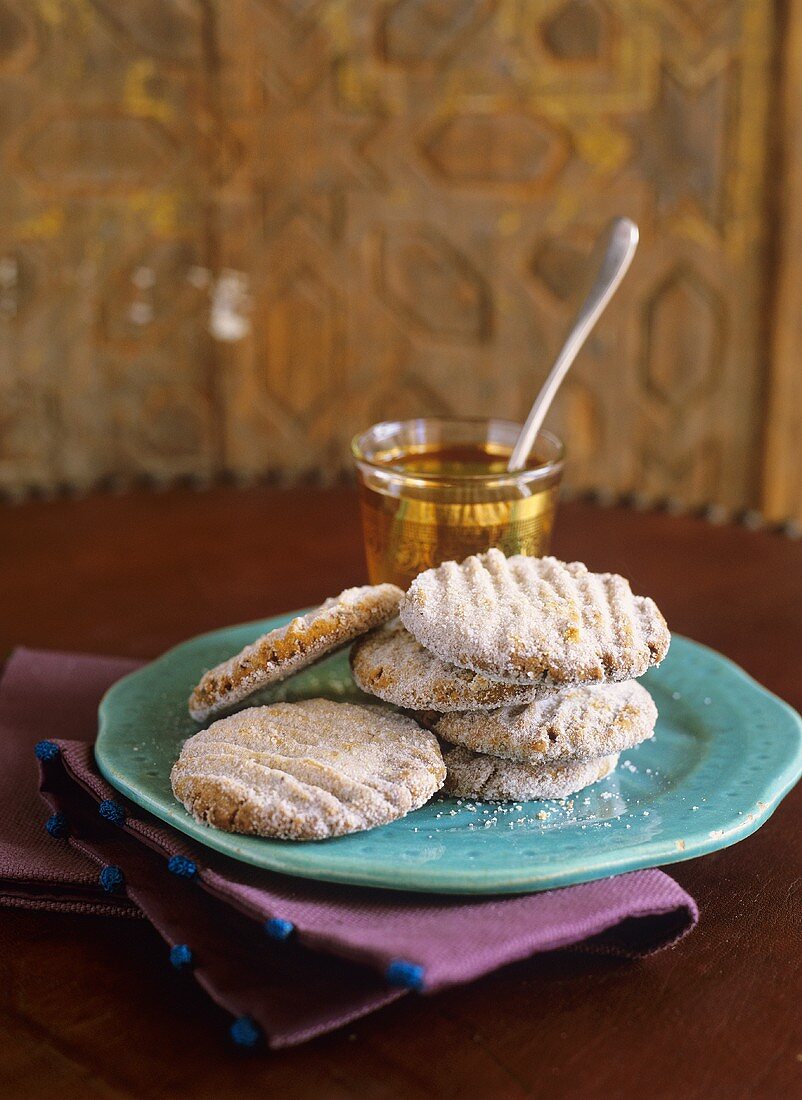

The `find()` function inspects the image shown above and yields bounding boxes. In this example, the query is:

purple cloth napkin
[0,648,698,1048]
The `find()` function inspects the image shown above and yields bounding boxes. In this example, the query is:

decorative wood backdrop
[0,0,798,520]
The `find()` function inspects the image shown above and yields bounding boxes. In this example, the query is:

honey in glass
[352,418,564,589]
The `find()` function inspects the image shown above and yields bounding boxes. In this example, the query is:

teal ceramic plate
[96,614,802,895]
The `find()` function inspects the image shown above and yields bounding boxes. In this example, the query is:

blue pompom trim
[45,812,69,839]
[386,959,425,991]
[99,865,125,893]
[264,917,295,941]
[169,944,194,971]
[167,855,198,879]
[34,740,60,762]
[230,1015,261,1048]
[98,799,126,826]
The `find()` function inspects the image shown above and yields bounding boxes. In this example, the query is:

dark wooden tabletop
[1,486,801,1099]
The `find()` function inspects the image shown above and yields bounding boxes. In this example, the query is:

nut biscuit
[443,745,619,801]
[350,619,549,712]
[400,549,670,687]
[434,680,656,764]
[172,698,445,840]
[189,583,402,721]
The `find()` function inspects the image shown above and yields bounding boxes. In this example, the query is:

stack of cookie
[351,548,670,802]
[172,551,669,840]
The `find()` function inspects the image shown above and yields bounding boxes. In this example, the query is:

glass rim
[351,416,565,484]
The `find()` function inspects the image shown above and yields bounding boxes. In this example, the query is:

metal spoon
[507,216,639,472]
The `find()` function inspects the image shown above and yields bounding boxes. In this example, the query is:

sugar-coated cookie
[443,745,619,801]
[400,549,669,686]
[172,699,445,840]
[434,680,656,764]
[350,619,548,711]
[189,583,402,721]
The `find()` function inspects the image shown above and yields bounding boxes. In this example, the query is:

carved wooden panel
[1,0,797,520]
[0,0,218,493]
[764,0,802,524]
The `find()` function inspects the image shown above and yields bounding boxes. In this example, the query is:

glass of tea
[352,417,564,588]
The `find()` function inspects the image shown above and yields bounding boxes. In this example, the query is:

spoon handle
[507,217,639,473]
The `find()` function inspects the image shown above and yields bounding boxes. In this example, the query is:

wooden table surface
[1,486,801,1099]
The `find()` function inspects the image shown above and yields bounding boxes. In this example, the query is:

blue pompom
[34,740,60,762]
[99,865,125,893]
[264,917,295,941]
[169,944,193,971]
[386,959,425,991]
[230,1015,261,1049]
[167,855,198,879]
[98,799,126,826]
[45,812,69,839]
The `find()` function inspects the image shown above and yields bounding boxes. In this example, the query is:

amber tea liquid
[357,440,560,589]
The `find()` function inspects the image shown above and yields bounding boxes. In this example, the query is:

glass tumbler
[352,417,564,589]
